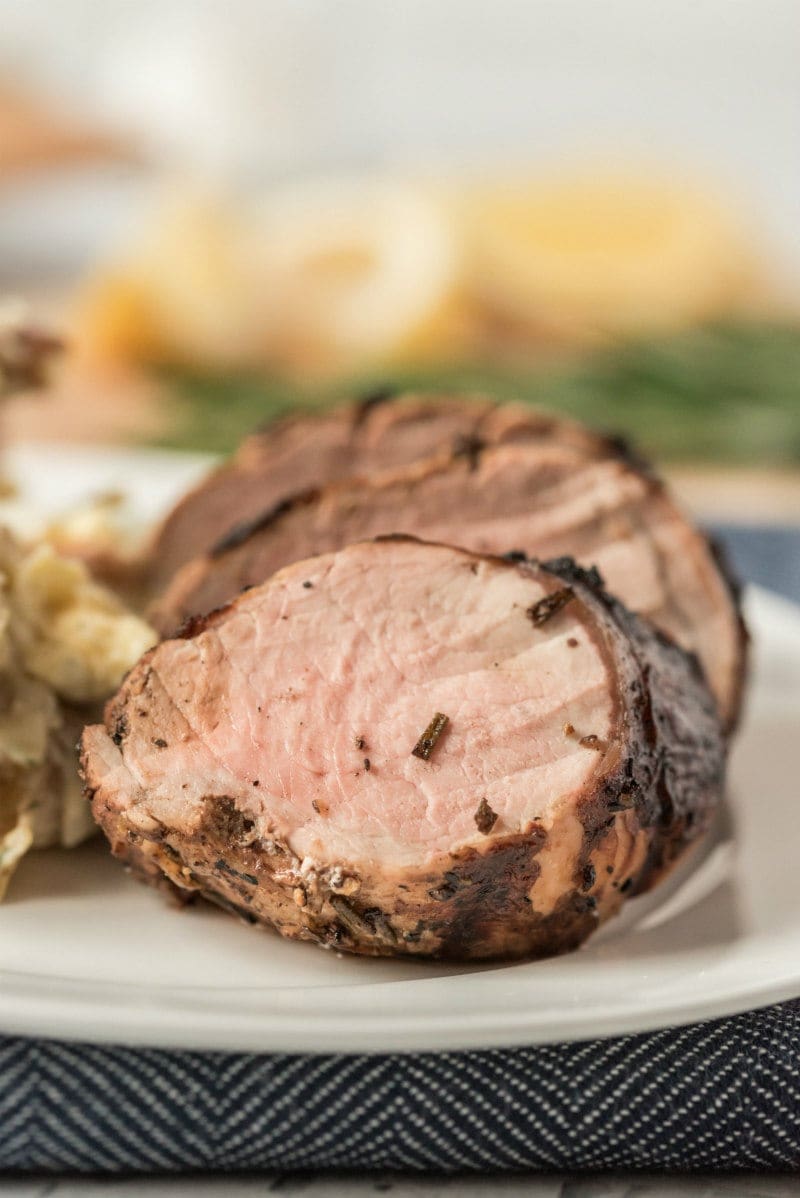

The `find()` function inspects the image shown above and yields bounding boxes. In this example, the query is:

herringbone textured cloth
[2,1000,799,1173]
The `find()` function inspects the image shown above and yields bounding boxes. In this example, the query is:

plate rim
[1,583,798,1054]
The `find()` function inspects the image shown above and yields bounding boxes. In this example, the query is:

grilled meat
[146,391,609,593]
[152,437,746,730]
[83,538,725,962]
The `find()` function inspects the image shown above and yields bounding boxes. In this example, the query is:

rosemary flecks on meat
[411,712,449,761]
[527,587,575,627]
[579,734,606,751]
[474,797,498,834]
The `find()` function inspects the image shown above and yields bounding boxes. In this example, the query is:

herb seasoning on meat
[579,734,606,750]
[411,712,449,760]
[527,587,575,627]
[474,797,499,834]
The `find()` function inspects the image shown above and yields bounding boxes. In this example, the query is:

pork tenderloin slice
[152,440,745,730]
[147,392,487,591]
[146,391,606,592]
[83,537,725,963]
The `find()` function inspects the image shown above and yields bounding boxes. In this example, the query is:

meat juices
[82,538,725,963]
[152,438,745,731]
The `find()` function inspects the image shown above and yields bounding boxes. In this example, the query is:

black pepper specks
[302,580,313,589]
[152,737,168,749]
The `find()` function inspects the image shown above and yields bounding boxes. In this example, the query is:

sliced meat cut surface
[146,391,607,593]
[83,538,725,962]
[152,440,746,730]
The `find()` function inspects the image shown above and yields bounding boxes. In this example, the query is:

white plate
[0,445,798,1054]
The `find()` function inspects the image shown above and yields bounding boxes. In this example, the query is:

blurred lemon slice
[252,178,465,373]
[74,193,264,370]
[462,175,754,342]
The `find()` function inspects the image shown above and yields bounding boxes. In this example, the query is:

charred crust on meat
[527,587,575,627]
[214,858,259,887]
[330,895,397,944]
[431,833,548,960]
[411,712,449,760]
[202,796,257,846]
[111,712,128,747]
[542,556,605,592]
[174,601,237,641]
[703,529,749,731]
[89,530,727,964]
[564,558,724,890]
[352,385,397,426]
[474,797,498,834]
[597,430,659,479]
[451,433,486,470]
[428,869,464,902]
[203,891,260,925]
[210,488,321,558]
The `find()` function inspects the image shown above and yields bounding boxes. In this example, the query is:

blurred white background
[0,0,798,273]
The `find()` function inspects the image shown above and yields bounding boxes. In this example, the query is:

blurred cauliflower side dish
[0,530,155,897]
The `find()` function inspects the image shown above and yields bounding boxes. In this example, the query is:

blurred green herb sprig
[153,322,800,464]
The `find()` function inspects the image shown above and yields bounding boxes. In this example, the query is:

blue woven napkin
[1,525,798,1174]
[2,999,799,1172]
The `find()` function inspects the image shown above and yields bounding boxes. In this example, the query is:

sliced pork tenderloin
[146,391,609,593]
[83,537,725,963]
[152,440,746,730]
